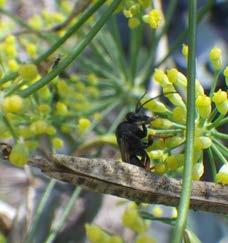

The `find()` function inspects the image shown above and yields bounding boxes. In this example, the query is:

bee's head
[126,112,151,124]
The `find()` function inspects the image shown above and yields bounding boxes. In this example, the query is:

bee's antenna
[137,91,178,111]
[135,92,147,112]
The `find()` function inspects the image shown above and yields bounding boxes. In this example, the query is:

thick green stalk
[171,0,197,242]
[34,0,106,64]
[45,187,81,243]
[25,179,56,243]
[19,0,122,98]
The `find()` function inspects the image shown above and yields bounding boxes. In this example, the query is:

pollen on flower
[143,9,162,29]
[3,95,23,113]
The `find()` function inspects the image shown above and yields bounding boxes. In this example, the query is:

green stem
[207,148,217,181]
[18,0,122,98]
[211,117,228,129]
[2,115,17,141]
[34,0,106,64]
[212,139,228,158]
[171,0,196,242]
[209,70,220,97]
[211,144,227,164]
[45,187,81,243]
[0,72,18,86]
[207,114,225,129]
[25,179,56,243]
[211,130,228,140]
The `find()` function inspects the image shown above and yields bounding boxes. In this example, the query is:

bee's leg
[147,134,153,147]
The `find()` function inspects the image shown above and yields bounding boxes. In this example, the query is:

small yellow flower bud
[151,118,173,128]
[30,120,48,135]
[52,137,64,149]
[182,44,188,58]
[87,73,98,86]
[122,202,147,233]
[38,86,51,100]
[123,9,133,18]
[143,9,162,29]
[85,224,110,243]
[129,4,140,16]
[38,104,50,113]
[164,136,184,148]
[18,64,38,81]
[164,90,186,107]
[153,69,170,87]
[167,69,187,88]
[192,162,204,181]
[216,164,228,185]
[78,118,91,134]
[141,97,168,113]
[209,47,222,70]
[46,126,56,136]
[3,95,23,113]
[212,89,228,114]
[151,138,165,150]
[195,95,211,118]
[56,102,68,116]
[8,59,19,72]
[149,150,164,160]
[165,154,184,170]
[5,44,17,58]
[9,142,29,167]
[135,234,156,243]
[28,15,43,30]
[154,162,167,174]
[152,205,163,217]
[195,79,204,97]
[171,208,178,218]
[172,106,186,124]
[5,35,16,45]
[25,43,37,58]
[128,17,140,29]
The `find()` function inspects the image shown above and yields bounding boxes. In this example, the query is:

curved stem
[211,144,227,164]
[18,0,122,98]
[211,130,228,140]
[171,0,197,242]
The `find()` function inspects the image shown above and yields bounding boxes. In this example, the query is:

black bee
[115,92,173,170]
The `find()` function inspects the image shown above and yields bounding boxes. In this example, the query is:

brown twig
[28,154,228,214]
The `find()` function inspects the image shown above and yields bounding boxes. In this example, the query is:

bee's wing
[118,137,131,164]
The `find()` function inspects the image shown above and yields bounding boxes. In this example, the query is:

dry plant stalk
[29,154,228,214]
